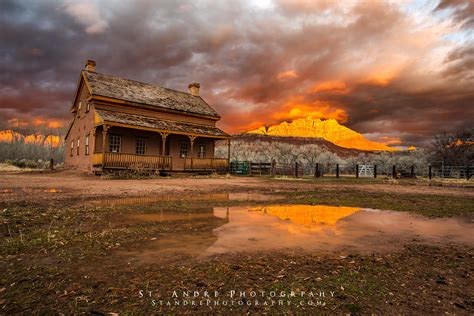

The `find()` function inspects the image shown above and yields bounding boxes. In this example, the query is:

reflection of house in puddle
[88,192,279,207]
[118,207,229,263]
[249,205,360,228]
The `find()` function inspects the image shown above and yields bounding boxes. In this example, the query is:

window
[180,142,188,158]
[86,102,91,112]
[78,101,82,111]
[109,135,121,153]
[70,141,74,157]
[85,135,89,155]
[136,137,146,155]
[76,138,80,155]
[198,144,206,158]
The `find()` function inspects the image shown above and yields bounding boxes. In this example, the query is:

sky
[0,0,473,147]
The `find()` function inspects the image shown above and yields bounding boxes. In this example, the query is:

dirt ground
[1,170,473,314]
[1,169,473,199]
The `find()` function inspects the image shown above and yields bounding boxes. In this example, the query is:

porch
[93,152,229,172]
[91,118,230,172]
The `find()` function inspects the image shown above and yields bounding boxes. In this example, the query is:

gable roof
[82,70,220,119]
[95,109,228,138]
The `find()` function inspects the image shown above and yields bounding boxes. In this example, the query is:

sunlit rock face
[0,130,62,147]
[249,205,361,227]
[247,116,396,151]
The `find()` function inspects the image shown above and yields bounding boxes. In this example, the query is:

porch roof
[95,109,229,138]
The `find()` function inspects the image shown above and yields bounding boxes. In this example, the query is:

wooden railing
[184,158,229,170]
[94,152,171,170]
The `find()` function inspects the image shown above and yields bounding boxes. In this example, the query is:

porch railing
[184,158,229,170]
[93,152,171,170]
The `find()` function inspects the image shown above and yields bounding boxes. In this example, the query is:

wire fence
[229,161,473,180]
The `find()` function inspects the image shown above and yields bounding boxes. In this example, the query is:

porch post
[227,138,231,172]
[160,132,169,155]
[188,135,196,157]
[188,135,196,170]
[101,125,109,166]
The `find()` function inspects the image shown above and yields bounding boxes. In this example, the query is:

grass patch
[282,189,474,217]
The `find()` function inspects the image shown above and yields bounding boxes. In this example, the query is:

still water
[118,204,474,263]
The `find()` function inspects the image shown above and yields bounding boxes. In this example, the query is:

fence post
[271,159,276,176]
[249,161,252,176]
[50,158,54,171]
[392,165,396,178]
[294,162,298,178]
[315,163,319,178]
[355,164,359,179]
[429,165,432,180]
[467,165,470,180]
[374,164,377,178]
[336,164,339,178]
[411,165,415,178]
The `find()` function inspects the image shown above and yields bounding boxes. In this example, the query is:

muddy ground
[0,170,473,314]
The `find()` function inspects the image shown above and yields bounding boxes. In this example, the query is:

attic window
[78,102,82,111]
[86,102,91,112]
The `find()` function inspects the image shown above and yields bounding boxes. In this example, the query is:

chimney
[188,82,200,96]
[85,59,96,72]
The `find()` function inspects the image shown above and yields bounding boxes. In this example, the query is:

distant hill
[216,133,369,159]
[0,130,62,148]
[247,116,396,151]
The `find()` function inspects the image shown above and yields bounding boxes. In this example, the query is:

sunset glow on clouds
[0,0,472,146]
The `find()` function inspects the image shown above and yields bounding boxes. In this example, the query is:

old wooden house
[65,60,229,173]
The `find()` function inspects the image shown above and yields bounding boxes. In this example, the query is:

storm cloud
[0,0,473,147]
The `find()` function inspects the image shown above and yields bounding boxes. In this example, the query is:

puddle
[88,192,280,207]
[119,204,474,263]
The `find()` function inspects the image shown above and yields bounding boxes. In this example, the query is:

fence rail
[229,160,472,180]
[184,158,229,170]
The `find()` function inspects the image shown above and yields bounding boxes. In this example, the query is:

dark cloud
[436,0,474,29]
[0,0,473,147]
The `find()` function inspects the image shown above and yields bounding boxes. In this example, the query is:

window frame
[198,144,206,158]
[135,137,146,155]
[179,142,188,158]
[70,141,74,157]
[76,138,80,156]
[109,135,121,153]
[85,134,90,155]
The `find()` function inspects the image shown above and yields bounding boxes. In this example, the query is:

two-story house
[65,60,229,174]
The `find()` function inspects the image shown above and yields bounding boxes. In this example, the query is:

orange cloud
[272,96,348,123]
[276,70,298,81]
[361,68,399,86]
[375,136,402,146]
[8,117,66,129]
[310,80,350,94]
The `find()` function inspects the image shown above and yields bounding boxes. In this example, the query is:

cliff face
[247,116,396,151]
[0,130,62,147]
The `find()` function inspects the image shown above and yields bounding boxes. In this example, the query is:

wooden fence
[229,160,472,180]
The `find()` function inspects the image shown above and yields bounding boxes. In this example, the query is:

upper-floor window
[78,101,82,111]
[109,135,121,153]
[85,135,90,155]
[136,137,146,155]
[76,138,80,155]
[70,141,74,157]
[198,144,206,158]
[180,142,188,158]
[86,102,91,112]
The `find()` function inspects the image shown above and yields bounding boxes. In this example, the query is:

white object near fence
[358,165,374,177]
